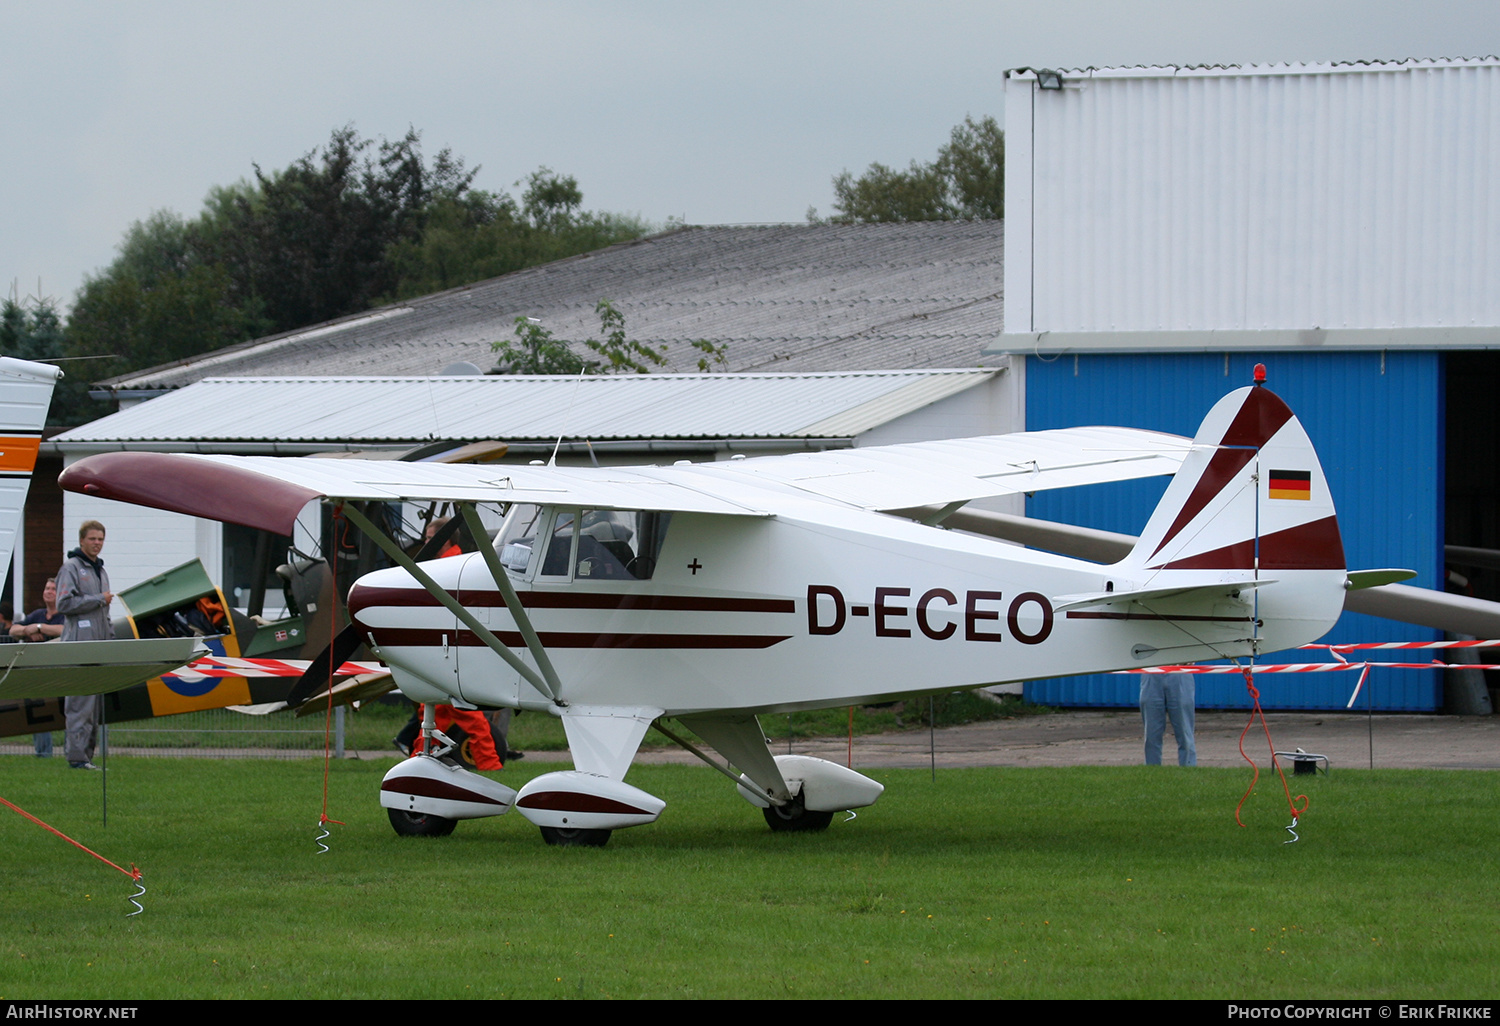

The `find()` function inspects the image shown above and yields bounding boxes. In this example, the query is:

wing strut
[650,719,784,805]
[337,502,560,703]
[456,502,563,698]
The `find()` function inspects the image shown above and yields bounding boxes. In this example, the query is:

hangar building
[994,58,1500,710]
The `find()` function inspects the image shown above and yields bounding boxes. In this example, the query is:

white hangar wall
[1003,59,1500,341]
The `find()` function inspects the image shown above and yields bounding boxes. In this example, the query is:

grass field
[1,756,1495,999]
[81,689,1039,756]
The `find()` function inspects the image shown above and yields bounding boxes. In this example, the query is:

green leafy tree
[0,295,93,426]
[522,168,583,230]
[201,125,475,330]
[65,124,651,386]
[830,161,952,223]
[67,213,269,380]
[937,114,1004,219]
[494,316,589,375]
[689,338,729,372]
[492,299,675,375]
[383,183,649,302]
[825,115,1004,223]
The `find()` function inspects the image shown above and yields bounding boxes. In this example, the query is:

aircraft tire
[387,807,458,837]
[762,793,834,833]
[540,826,612,847]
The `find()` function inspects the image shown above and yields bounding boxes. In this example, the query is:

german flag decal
[1268,469,1311,500]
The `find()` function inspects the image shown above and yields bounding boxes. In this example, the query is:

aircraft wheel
[540,826,612,847]
[387,807,458,837]
[762,792,834,833]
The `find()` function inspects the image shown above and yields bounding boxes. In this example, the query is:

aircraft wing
[0,637,208,700]
[695,426,1191,512]
[60,426,1191,534]
[62,452,778,534]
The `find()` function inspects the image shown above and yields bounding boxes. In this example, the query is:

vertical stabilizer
[1114,381,1346,653]
[1124,383,1344,578]
[0,358,62,575]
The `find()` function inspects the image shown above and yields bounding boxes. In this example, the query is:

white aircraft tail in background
[0,357,204,702]
[0,357,64,568]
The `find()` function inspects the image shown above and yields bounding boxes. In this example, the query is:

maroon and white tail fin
[1122,383,1345,578]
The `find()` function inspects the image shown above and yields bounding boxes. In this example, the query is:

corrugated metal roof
[102,222,1006,391]
[56,369,998,448]
[1009,57,1500,79]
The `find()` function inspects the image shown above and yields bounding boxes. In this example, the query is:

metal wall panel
[1006,60,1500,335]
[1022,350,1443,711]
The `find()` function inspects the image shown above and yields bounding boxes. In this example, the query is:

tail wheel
[540,826,612,847]
[762,791,834,833]
[387,808,458,837]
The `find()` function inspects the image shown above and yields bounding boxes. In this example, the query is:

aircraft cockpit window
[540,511,577,577]
[575,510,672,581]
[497,504,545,575]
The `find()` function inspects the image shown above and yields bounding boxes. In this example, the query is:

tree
[67,212,267,380]
[383,183,649,303]
[202,125,473,331]
[0,294,92,426]
[64,124,653,383]
[830,161,952,223]
[937,114,1004,219]
[487,300,735,376]
[825,115,1004,223]
[522,168,583,230]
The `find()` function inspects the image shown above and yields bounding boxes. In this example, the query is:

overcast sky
[5,0,1499,309]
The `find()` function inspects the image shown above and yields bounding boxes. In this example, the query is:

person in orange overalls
[412,703,503,770]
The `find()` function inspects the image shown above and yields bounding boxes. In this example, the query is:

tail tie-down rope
[0,794,147,915]
[316,504,350,854]
[1233,667,1308,844]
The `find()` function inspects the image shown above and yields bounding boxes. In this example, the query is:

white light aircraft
[61,376,1350,846]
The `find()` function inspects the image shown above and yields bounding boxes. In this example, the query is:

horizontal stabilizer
[1345,568,1418,591]
[0,637,207,700]
[1053,578,1275,614]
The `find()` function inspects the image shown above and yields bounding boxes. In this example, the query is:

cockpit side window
[539,510,577,577]
[575,510,672,581]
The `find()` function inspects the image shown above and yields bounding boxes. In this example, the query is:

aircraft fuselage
[347,499,1342,718]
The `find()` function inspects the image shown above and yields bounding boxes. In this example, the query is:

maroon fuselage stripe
[1149,387,1295,559]
[348,585,795,618]
[365,627,791,650]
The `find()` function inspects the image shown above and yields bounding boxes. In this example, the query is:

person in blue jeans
[1141,673,1196,766]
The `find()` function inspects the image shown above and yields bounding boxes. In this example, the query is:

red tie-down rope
[0,794,146,914]
[1234,666,1309,842]
[317,505,349,851]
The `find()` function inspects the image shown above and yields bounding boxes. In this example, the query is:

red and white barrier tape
[160,656,386,681]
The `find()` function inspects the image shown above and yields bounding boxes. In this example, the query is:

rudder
[1123,382,1345,578]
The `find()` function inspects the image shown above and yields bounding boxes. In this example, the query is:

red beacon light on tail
[1253,363,1267,385]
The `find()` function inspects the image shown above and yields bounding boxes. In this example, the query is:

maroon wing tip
[60,452,323,536]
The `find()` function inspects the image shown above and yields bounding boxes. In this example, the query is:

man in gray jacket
[57,520,113,768]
